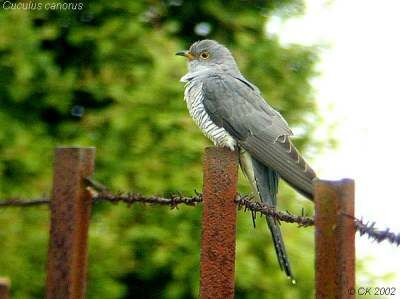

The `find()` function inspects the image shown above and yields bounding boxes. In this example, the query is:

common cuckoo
[177,39,316,282]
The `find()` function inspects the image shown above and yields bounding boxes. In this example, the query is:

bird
[176,39,317,283]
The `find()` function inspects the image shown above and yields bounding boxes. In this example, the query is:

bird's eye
[200,52,209,59]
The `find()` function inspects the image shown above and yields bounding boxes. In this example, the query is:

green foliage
[0,1,319,298]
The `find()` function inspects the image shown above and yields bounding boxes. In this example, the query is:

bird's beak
[176,50,194,60]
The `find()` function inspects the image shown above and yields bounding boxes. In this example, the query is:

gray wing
[202,73,316,199]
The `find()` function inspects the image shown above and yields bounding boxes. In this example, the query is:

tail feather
[239,150,294,282]
[266,217,294,281]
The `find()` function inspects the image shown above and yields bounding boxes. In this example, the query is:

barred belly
[184,80,236,150]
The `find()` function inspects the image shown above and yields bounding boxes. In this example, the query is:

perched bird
[176,39,317,282]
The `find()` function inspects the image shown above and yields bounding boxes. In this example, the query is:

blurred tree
[0,0,319,298]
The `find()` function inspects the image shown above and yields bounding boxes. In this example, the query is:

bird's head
[176,39,239,74]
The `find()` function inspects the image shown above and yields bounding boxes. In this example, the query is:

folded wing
[202,73,316,199]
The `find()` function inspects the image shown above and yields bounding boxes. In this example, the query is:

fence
[0,146,399,299]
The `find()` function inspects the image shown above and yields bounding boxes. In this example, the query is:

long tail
[265,215,293,281]
[239,150,294,282]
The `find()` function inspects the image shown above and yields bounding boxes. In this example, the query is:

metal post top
[204,146,239,161]
[204,145,237,152]
[313,178,354,186]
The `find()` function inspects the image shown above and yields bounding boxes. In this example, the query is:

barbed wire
[235,196,314,227]
[0,198,50,207]
[0,191,399,246]
[94,192,202,207]
[355,219,400,246]
[0,192,314,225]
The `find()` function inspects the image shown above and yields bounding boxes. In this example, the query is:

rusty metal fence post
[199,147,239,299]
[314,179,355,299]
[0,278,10,299]
[46,147,95,299]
